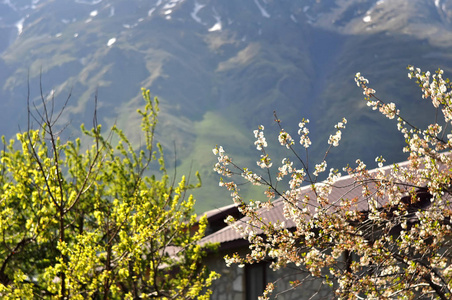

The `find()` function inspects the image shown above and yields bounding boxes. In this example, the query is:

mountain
[1,0,452,211]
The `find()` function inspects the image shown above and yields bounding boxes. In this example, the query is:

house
[199,202,331,300]
[199,156,452,300]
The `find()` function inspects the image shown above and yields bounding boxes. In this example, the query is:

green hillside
[1,0,452,211]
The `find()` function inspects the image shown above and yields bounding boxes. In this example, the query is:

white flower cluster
[254,125,267,150]
[278,130,294,149]
[298,119,311,148]
[253,126,273,168]
[366,99,399,120]
[224,254,242,268]
[356,72,399,119]
[380,102,398,119]
[355,72,375,96]
[289,169,306,190]
[277,158,293,181]
[257,153,272,169]
[212,145,232,177]
[241,168,262,186]
[328,118,347,147]
[313,160,327,176]
[355,159,367,172]
[409,65,452,122]
[366,99,379,110]
[375,155,386,168]
[328,130,341,147]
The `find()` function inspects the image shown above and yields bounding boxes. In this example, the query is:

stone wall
[204,250,245,300]
[204,247,334,300]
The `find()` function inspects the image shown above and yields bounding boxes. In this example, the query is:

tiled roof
[200,203,239,220]
[198,199,292,248]
[199,158,439,248]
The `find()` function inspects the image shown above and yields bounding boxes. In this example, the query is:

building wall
[204,250,245,300]
[205,248,334,300]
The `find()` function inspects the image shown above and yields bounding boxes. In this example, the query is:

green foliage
[0,89,218,299]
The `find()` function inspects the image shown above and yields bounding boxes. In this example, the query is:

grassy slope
[175,111,268,212]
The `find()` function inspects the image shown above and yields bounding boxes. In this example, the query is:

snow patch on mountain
[207,8,222,32]
[369,0,386,12]
[158,0,186,19]
[432,0,447,14]
[163,3,176,9]
[74,0,103,5]
[107,37,116,47]
[163,0,185,10]
[208,15,221,32]
[254,0,270,18]
[303,5,316,23]
[4,0,40,12]
[362,0,387,24]
[191,1,206,24]
[15,18,25,35]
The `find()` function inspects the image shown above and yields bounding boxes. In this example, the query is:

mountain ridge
[1,0,452,211]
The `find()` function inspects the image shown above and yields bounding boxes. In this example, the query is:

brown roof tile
[200,158,445,248]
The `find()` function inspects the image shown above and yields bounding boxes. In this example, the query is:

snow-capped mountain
[1,0,452,211]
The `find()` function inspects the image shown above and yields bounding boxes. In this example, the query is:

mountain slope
[1,0,452,211]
